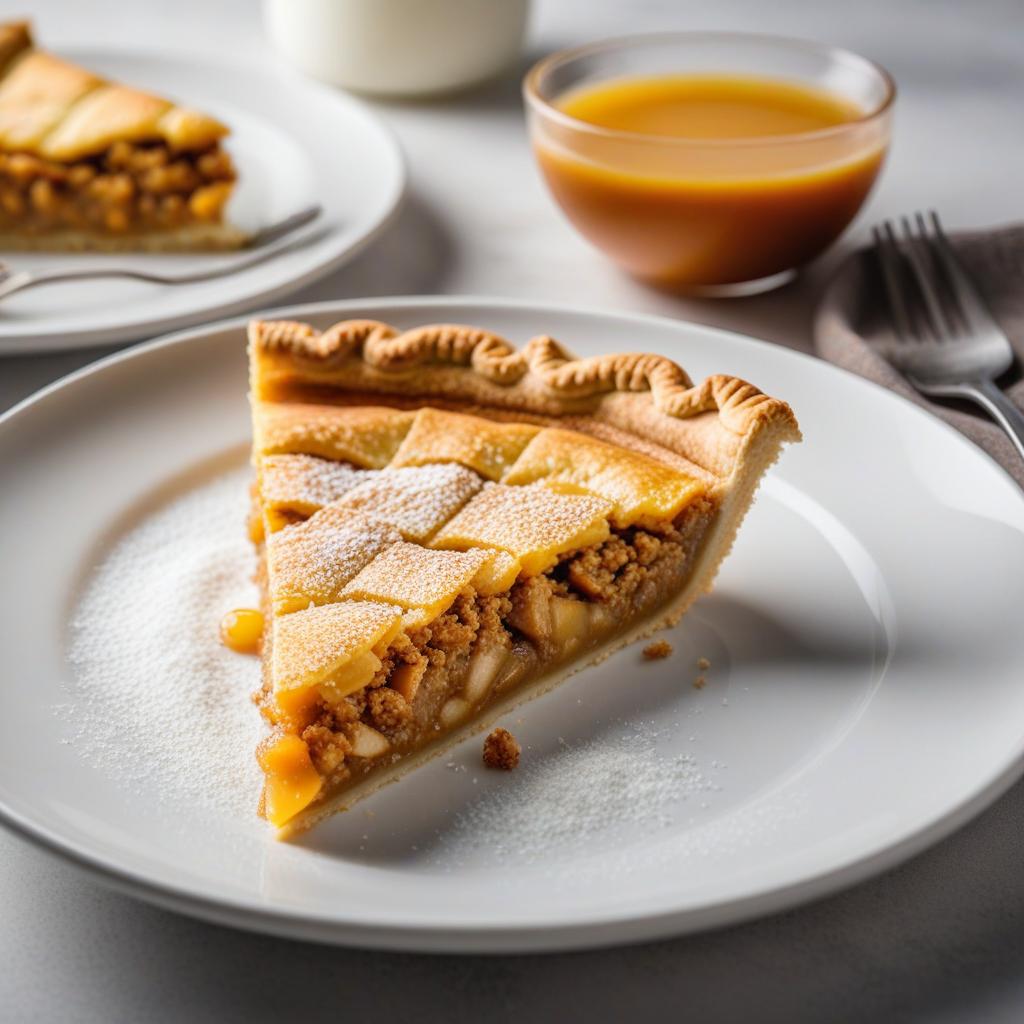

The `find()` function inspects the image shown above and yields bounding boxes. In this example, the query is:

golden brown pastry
[0,19,243,250]
[242,318,800,837]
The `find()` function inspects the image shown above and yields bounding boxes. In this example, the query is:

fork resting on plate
[0,204,322,303]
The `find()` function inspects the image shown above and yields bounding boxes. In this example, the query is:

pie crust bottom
[0,221,247,252]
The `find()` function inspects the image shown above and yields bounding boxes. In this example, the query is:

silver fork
[873,210,1024,462]
[0,203,322,302]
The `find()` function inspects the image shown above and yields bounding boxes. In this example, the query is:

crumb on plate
[643,639,674,660]
[697,656,711,671]
[693,675,706,690]
[483,727,520,770]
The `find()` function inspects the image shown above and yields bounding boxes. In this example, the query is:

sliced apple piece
[347,721,391,759]
[439,697,470,729]
[549,595,591,655]
[463,643,508,704]
[506,577,552,642]
[391,659,427,702]
[493,640,538,694]
[317,649,382,705]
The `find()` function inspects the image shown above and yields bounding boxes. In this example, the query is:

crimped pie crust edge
[248,318,802,483]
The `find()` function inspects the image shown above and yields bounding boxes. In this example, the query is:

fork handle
[0,267,165,300]
[0,227,325,301]
[927,378,1024,464]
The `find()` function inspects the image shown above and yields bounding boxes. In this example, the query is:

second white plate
[0,50,404,353]
[2,298,1024,952]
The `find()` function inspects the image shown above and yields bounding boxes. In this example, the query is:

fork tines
[873,210,999,345]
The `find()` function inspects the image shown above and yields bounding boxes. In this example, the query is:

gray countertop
[3,1,1024,1020]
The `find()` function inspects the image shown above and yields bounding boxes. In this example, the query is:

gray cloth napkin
[813,224,1024,486]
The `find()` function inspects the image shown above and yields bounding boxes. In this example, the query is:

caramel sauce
[536,74,886,287]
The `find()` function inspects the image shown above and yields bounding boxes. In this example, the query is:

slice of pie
[247,317,801,836]
[0,20,243,250]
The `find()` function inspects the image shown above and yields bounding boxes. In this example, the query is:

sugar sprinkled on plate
[58,467,264,823]
[430,725,720,868]
[55,465,729,858]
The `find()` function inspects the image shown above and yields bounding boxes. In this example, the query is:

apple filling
[255,498,713,823]
[0,140,235,235]
[245,401,733,831]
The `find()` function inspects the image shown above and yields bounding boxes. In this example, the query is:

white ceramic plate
[2,298,1024,953]
[0,52,404,354]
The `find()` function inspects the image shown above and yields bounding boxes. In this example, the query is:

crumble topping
[483,728,521,770]
[553,499,711,606]
[303,723,352,776]
[643,640,674,660]
[413,592,484,664]
[367,687,413,733]
[563,531,680,602]
[284,510,711,788]
[368,631,430,682]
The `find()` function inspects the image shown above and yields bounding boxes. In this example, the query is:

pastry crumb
[697,656,711,670]
[483,727,520,770]
[643,640,674,660]
[693,675,706,690]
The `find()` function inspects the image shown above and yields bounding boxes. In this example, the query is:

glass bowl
[523,32,895,295]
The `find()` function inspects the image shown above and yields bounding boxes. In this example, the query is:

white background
[2,0,1023,1020]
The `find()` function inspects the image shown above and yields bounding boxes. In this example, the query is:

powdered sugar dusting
[273,600,400,690]
[432,482,613,567]
[58,466,264,823]
[431,725,721,868]
[336,463,483,542]
[266,504,399,613]
[259,453,369,511]
[342,541,489,609]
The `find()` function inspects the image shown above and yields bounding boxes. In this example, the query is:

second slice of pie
[246,317,800,837]
[0,20,242,250]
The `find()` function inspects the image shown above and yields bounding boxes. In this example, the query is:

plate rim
[3,295,1024,952]
[0,48,407,353]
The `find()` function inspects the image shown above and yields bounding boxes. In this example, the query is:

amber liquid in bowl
[535,74,887,290]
